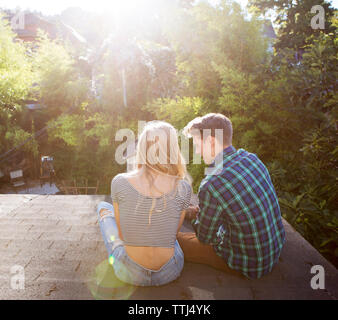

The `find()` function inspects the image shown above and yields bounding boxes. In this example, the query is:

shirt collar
[208,145,237,171]
[222,145,237,159]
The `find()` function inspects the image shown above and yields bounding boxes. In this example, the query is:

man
[178,113,286,279]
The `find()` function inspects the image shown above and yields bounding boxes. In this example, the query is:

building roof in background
[2,10,87,46]
[3,11,57,40]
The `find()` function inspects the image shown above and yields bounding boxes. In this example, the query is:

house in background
[3,10,57,42]
[2,9,87,48]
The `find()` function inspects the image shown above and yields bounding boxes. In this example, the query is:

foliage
[0,16,34,110]
[248,0,336,52]
[162,0,269,101]
[0,16,36,157]
[32,31,91,117]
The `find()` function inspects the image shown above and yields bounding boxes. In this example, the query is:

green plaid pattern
[192,146,286,279]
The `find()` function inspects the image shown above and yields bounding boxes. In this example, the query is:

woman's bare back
[114,169,185,271]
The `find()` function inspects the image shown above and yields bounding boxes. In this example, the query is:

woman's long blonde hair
[134,121,189,224]
[136,121,187,178]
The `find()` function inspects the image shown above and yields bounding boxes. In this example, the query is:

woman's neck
[140,167,177,195]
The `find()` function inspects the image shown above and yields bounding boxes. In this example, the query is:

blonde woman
[97,121,192,286]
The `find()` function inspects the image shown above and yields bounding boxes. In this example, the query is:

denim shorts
[97,201,184,287]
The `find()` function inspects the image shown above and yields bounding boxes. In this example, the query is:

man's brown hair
[183,113,233,146]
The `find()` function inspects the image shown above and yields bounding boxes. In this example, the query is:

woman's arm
[113,202,124,241]
[176,210,186,236]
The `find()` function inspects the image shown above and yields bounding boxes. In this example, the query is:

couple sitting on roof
[97,113,285,286]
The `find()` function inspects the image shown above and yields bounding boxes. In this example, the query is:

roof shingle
[0,194,337,300]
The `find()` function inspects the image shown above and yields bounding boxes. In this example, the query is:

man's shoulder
[199,148,260,189]
[223,148,265,171]
[199,169,230,196]
[199,176,213,194]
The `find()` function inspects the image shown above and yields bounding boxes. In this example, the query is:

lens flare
[109,254,115,265]
[87,258,136,300]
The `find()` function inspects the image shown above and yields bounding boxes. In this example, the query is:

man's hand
[185,205,199,221]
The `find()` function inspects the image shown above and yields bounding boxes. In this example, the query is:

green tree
[162,0,269,102]
[0,15,36,159]
[33,31,90,118]
[248,0,336,51]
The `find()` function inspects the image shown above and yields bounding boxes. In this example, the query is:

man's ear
[205,135,216,156]
[209,135,216,148]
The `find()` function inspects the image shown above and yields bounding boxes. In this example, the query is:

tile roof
[0,194,337,300]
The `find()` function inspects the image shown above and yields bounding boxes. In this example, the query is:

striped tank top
[111,173,192,248]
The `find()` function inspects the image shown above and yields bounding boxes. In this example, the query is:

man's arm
[191,188,223,245]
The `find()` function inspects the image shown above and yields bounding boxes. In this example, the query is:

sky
[0,0,252,15]
[0,0,336,21]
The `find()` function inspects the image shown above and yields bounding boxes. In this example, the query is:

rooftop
[0,194,337,300]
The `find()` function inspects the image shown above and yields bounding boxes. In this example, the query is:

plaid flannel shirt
[192,145,286,279]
